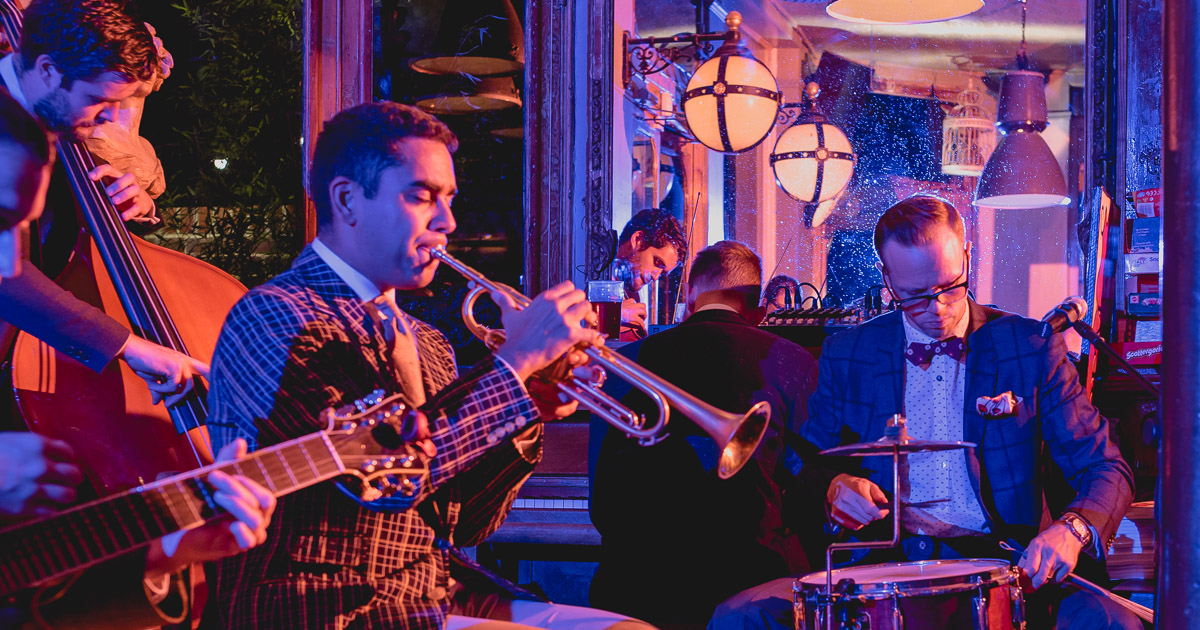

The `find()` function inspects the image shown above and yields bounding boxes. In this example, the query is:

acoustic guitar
[0,391,424,597]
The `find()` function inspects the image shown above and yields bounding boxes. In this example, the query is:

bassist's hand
[119,335,210,407]
[88,164,159,226]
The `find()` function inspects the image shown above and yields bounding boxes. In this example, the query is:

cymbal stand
[821,414,906,630]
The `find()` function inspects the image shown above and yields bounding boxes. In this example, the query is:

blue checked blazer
[799,300,1133,548]
[206,246,540,630]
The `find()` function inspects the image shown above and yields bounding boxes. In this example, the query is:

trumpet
[428,245,770,479]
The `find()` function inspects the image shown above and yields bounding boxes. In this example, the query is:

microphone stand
[1070,320,1161,398]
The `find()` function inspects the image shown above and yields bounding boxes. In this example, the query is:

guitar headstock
[322,389,430,506]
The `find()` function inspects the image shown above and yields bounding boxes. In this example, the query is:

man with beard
[0,85,276,630]
[0,0,204,407]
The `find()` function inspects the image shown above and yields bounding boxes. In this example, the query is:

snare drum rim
[797,560,1016,599]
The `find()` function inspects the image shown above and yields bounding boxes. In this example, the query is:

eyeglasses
[883,256,970,312]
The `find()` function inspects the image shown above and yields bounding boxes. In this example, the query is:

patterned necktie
[370,293,426,407]
[905,337,965,370]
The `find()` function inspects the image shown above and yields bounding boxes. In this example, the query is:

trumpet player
[206,101,655,630]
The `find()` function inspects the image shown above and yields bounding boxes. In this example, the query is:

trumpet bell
[713,401,772,479]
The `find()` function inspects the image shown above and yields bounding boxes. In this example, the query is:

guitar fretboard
[0,432,344,596]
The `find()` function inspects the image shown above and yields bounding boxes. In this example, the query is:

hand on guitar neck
[144,438,276,581]
[119,335,210,407]
[0,431,275,587]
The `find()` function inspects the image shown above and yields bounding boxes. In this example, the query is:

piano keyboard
[512,497,589,510]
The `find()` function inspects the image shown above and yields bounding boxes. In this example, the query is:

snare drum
[792,559,1025,630]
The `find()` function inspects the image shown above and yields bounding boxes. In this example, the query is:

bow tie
[905,337,965,369]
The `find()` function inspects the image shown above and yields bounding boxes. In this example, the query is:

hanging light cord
[1016,0,1029,70]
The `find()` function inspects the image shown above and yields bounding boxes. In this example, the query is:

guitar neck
[0,431,345,596]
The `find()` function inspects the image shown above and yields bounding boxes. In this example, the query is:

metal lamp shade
[415,75,521,115]
[682,54,781,153]
[974,69,1068,208]
[995,70,1048,124]
[770,120,856,205]
[409,0,524,78]
[974,130,1069,208]
[826,0,983,25]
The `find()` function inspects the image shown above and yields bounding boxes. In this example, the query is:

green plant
[146,0,303,287]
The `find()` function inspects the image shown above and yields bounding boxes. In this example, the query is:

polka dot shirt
[900,312,989,537]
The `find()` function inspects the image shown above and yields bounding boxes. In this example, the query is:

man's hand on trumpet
[527,361,606,422]
[493,281,603,382]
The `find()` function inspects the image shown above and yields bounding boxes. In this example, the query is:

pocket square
[976,392,1023,418]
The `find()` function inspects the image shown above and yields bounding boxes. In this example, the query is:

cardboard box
[1113,342,1162,365]
[1125,253,1160,275]
[1133,188,1162,218]
[1127,293,1161,316]
[1128,217,1161,253]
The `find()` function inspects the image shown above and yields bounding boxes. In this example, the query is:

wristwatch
[1058,512,1093,547]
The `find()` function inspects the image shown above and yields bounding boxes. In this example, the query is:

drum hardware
[812,414,978,630]
[973,580,988,630]
[793,560,1023,630]
[1009,582,1026,628]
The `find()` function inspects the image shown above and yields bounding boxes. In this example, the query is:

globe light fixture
[624,12,781,154]
[770,83,856,227]
[826,0,984,25]
[680,13,782,153]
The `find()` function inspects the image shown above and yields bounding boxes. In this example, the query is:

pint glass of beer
[587,280,624,339]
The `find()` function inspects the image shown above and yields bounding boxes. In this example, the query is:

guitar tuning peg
[360,484,383,502]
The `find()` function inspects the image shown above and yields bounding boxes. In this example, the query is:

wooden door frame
[301,0,372,244]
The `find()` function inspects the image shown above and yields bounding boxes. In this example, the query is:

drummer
[710,196,1139,630]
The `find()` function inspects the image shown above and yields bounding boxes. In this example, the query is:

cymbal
[821,438,976,457]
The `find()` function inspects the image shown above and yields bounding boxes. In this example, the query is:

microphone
[1039,296,1088,338]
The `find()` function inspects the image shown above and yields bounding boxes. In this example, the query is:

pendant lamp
[409,0,524,78]
[826,0,983,25]
[414,75,521,115]
[974,70,1068,208]
[973,1,1068,208]
[681,12,782,154]
[770,83,856,227]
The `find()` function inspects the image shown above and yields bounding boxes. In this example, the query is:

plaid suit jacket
[799,300,1132,547]
[206,246,540,630]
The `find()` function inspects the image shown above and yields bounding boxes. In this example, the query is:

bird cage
[941,85,995,177]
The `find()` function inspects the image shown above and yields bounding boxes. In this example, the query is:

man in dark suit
[0,0,205,407]
[711,196,1138,630]
[590,240,816,628]
[208,102,651,630]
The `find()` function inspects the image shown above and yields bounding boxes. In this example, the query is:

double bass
[0,2,246,494]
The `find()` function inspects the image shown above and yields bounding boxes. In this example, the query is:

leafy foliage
[144,0,303,287]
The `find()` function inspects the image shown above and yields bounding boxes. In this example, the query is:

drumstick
[1062,573,1154,623]
[999,540,1154,623]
